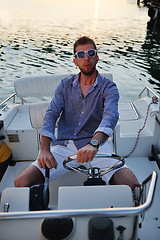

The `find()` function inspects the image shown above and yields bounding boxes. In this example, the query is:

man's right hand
[38,135,58,169]
[37,150,58,169]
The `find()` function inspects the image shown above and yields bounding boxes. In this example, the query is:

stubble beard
[80,66,96,76]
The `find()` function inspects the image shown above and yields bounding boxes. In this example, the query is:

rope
[124,96,159,158]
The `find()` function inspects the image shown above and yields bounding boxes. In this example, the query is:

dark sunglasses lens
[77,51,85,58]
[88,50,96,57]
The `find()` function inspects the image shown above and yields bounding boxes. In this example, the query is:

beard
[80,65,96,76]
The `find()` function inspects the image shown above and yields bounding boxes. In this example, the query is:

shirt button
[64,140,68,145]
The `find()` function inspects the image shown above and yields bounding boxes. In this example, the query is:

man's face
[73,43,99,75]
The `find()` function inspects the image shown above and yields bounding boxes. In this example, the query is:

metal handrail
[129,101,139,119]
[139,86,159,99]
[0,93,26,107]
[119,101,140,121]
[0,93,16,107]
[119,87,159,122]
[0,171,157,220]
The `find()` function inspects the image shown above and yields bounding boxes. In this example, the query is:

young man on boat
[15,36,139,190]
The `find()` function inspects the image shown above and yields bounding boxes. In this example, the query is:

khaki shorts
[32,140,128,184]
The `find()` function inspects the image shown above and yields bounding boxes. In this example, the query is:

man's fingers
[77,151,82,163]
[38,152,58,169]
[77,150,94,163]
[38,157,45,169]
[46,157,58,169]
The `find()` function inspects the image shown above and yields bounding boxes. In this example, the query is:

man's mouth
[84,64,91,67]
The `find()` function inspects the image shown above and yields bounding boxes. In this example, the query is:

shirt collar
[72,71,102,88]
[72,73,80,87]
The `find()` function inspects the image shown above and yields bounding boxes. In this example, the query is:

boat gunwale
[0,171,157,220]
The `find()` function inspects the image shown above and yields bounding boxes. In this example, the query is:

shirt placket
[73,80,97,137]
[74,96,86,136]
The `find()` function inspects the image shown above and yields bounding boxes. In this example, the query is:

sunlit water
[0,0,160,102]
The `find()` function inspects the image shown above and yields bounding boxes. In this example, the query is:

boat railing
[128,101,140,120]
[0,93,26,109]
[138,86,159,99]
[0,171,157,220]
[0,93,16,108]
[120,86,159,122]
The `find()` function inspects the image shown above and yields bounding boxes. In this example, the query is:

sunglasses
[75,49,97,59]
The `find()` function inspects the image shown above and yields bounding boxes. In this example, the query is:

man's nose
[84,53,89,60]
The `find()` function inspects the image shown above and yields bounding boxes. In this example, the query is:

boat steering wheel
[63,153,125,185]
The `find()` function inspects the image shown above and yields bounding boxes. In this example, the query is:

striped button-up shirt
[39,72,119,149]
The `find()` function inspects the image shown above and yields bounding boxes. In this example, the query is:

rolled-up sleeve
[94,81,119,137]
[39,80,65,141]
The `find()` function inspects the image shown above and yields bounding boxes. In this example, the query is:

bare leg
[14,165,44,187]
[109,168,140,190]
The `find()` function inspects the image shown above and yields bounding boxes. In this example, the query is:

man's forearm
[40,135,52,152]
[92,131,109,145]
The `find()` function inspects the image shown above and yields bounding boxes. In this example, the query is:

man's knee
[109,168,139,190]
[14,175,25,187]
[14,165,44,188]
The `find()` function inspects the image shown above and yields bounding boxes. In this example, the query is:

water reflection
[0,0,160,102]
[93,0,99,30]
[136,0,160,93]
[142,30,160,93]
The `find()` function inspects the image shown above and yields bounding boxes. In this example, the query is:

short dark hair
[73,36,97,54]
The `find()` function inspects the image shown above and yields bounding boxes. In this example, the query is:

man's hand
[38,135,57,169]
[77,144,98,163]
[76,132,109,163]
[38,149,58,169]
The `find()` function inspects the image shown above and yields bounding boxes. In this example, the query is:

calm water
[0,0,160,102]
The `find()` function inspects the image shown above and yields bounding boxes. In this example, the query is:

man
[15,36,139,190]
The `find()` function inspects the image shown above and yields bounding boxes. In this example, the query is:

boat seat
[14,74,68,98]
[29,101,50,130]
[14,73,113,99]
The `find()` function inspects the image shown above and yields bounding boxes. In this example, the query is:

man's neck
[79,70,98,98]
[79,70,97,86]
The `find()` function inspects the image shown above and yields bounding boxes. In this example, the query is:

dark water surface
[0,0,160,102]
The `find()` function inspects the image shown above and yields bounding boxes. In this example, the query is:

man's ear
[96,55,99,64]
[73,58,78,66]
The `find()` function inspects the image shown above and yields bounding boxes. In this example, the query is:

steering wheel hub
[88,167,101,178]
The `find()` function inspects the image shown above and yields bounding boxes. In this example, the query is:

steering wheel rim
[63,153,125,177]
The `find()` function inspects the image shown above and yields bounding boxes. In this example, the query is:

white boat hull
[0,74,160,240]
